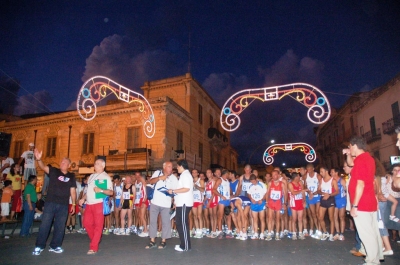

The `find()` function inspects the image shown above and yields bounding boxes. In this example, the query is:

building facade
[0,73,238,180]
[315,73,400,170]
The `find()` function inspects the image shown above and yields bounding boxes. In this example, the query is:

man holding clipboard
[79,159,113,255]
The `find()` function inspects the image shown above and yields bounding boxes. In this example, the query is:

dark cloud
[14,90,52,116]
[0,76,20,115]
[258,49,325,87]
[82,34,183,94]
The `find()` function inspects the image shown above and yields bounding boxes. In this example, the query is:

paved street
[1,225,399,265]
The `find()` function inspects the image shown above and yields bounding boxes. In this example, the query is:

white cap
[29,143,35,147]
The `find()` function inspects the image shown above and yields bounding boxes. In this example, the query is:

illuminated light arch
[76,76,155,138]
[220,83,331,132]
[263,142,316,165]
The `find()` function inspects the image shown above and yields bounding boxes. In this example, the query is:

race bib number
[252,193,261,200]
[122,192,130,200]
[206,190,212,199]
[341,188,346,198]
[270,190,281,200]
[194,193,201,201]
[294,193,303,200]
[308,186,316,192]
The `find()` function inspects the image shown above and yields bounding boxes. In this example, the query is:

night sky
[1,0,400,167]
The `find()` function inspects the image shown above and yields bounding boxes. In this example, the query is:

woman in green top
[20,175,37,237]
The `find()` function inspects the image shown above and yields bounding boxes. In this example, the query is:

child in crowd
[1,180,13,221]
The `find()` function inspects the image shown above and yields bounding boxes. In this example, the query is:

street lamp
[282,162,286,167]
[271,139,275,144]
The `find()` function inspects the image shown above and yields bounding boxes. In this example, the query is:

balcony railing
[208,127,228,150]
[382,114,400,135]
[363,128,382,144]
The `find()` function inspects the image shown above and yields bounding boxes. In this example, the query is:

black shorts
[320,196,335,208]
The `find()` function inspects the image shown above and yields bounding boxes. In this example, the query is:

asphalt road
[1,227,399,265]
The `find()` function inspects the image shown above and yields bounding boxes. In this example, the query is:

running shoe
[265,233,272,241]
[284,230,289,236]
[298,232,305,240]
[210,232,218,239]
[329,234,334,241]
[309,229,313,237]
[103,229,110,235]
[251,233,259,240]
[235,232,242,240]
[117,229,126,235]
[303,229,308,236]
[70,229,77,234]
[339,234,345,241]
[333,233,340,240]
[125,228,131,235]
[218,232,224,239]
[320,232,329,241]
[287,232,292,239]
[49,247,64,254]
[240,233,248,241]
[279,231,284,239]
[32,247,44,256]
[259,233,265,240]
[271,230,275,237]
[225,231,234,239]
[275,234,280,241]
[138,231,149,237]
[131,226,137,234]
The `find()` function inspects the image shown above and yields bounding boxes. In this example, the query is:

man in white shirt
[78,159,113,255]
[168,159,193,251]
[18,143,36,181]
[145,161,178,250]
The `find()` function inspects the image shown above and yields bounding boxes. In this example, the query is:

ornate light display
[220,83,331,132]
[77,76,155,138]
[263,142,316,165]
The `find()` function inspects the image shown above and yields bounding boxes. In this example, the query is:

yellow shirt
[6,173,22,190]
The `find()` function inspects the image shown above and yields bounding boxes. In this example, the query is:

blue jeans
[355,229,361,250]
[35,202,69,249]
[20,201,35,236]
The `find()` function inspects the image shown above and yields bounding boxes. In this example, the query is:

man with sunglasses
[32,149,77,256]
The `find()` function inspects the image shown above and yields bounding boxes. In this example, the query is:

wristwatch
[352,205,358,208]
[100,190,104,193]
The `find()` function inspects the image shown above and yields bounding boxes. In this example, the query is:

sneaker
[125,228,131,235]
[32,247,44,256]
[251,233,259,240]
[240,233,248,241]
[275,234,280,241]
[225,231,234,239]
[303,229,308,236]
[320,232,329,241]
[270,230,275,237]
[292,233,297,240]
[210,232,218,239]
[383,250,393,256]
[259,233,265,240]
[175,245,184,252]
[329,234,334,241]
[287,232,292,239]
[117,229,126,235]
[309,229,313,237]
[70,229,76,234]
[279,231,284,239]
[284,229,289,235]
[339,234,345,241]
[333,233,339,240]
[131,226,137,234]
[103,229,110,235]
[265,233,272,241]
[235,232,242,240]
[298,232,305,240]
[49,247,64,254]
[217,231,224,239]
[138,231,149,237]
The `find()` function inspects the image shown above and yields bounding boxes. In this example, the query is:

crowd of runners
[73,163,356,243]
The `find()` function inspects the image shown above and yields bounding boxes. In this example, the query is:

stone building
[0,73,238,180]
[315,73,400,170]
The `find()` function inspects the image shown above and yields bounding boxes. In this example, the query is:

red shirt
[348,152,377,212]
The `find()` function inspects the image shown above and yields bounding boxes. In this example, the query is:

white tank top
[321,177,333,194]
[134,181,144,204]
[306,172,319,197]
[193,178,203,203]
[218,178,230,199]
[114,184,123,199]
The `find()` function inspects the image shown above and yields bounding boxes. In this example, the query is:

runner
[135,172,149,237]
[299,166,309,236]
[113,175,123,234]
[117,175,135,235]
[266,170,287,241]
[213,169,231,238]
[331,167,346,240]
[192,169,205,238]
[288,172,306,240]
[227,196,251,240]
[238,164,252,236]
[205,169,219,238]
[318,166,338,241]
[305,163,322,239]
[247,174,267,240]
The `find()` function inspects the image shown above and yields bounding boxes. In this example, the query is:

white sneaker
[259,233,265,240]
[279,231,284,238]
[320,232,329,241]
[138,231,149,237]
[292,233,297,240]
[265,233,272,241]
[339,234,345,241]
[125,228,130,235]
[298,232,305,240]
[240,233,248,241]
[383,250,393,256]
[175,245,184,252]
[303,229,308,236]
[284,229,289,235]
[309,229,314,237]
[251,233,259,240]
[329,234,334,241]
